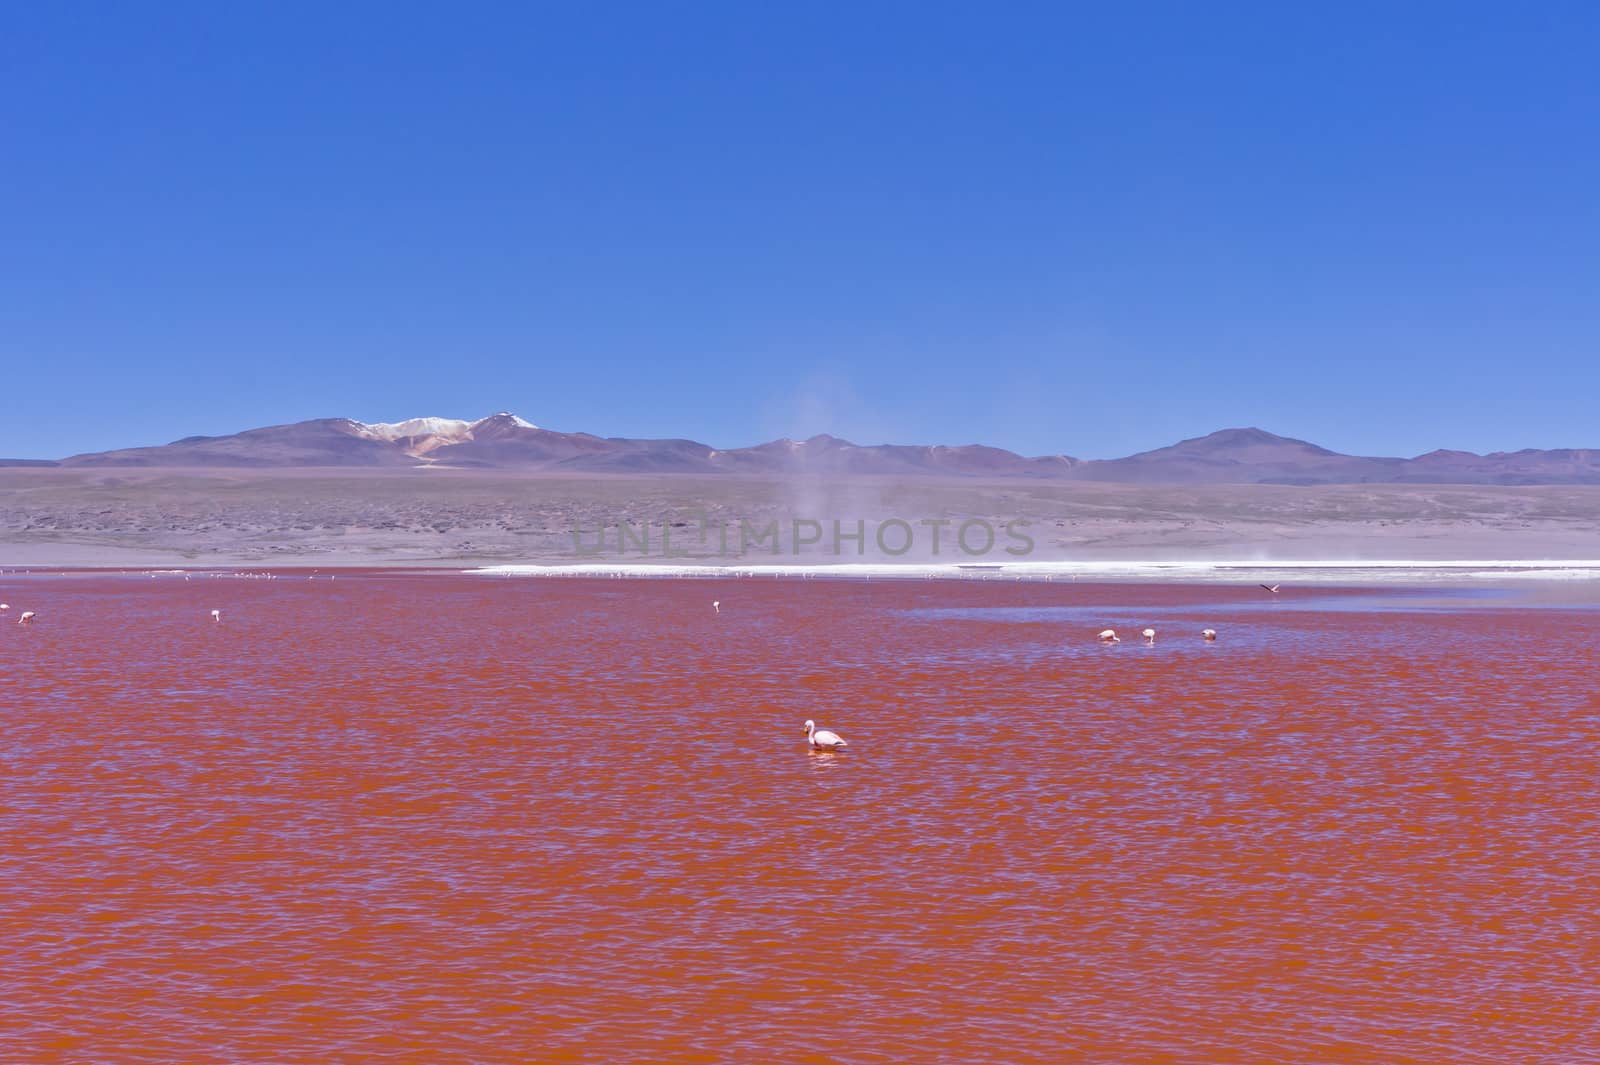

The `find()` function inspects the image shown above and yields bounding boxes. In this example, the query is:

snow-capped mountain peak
[355,417,474,442]
[349,412,539,456]
[474,411,537,430]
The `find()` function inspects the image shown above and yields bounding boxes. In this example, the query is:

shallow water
[3,574,1598,1063]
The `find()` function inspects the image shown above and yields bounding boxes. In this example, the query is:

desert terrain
[2,467,1598,568]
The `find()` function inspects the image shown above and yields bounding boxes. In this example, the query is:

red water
[3,574,1598,1063]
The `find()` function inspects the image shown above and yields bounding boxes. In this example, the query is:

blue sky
[3,2,1597,460]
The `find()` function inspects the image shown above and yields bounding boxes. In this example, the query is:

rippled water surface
[3,574,1598,1063]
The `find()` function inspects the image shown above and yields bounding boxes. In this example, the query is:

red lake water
[2,573,1598,1063]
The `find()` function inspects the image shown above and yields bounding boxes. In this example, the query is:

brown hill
[52,416,1600,485]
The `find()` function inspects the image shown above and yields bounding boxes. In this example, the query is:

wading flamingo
[804,720,848,750]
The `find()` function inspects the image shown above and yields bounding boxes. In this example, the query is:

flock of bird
[1096,626,1218,645]
[4,580,1279,756]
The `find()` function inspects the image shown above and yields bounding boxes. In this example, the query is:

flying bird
[1259,584,1281,594]
[803,719,849,750]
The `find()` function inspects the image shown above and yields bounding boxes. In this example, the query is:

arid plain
[3,467,1599,568]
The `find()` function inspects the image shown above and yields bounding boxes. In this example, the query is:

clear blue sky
[4,2,1597,460]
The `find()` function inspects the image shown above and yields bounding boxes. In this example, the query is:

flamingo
[1097,629,1120,643]
[0,603,8,611]
[210,609,222,623]
[18,611,36,624]
[1202,628,1217,641]
[1142,628,1156,645]
[713,600,721,614]
[804,719,848,750]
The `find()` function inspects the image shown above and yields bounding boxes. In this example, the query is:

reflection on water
[806,749,850,773]
[1,573,1597,1063]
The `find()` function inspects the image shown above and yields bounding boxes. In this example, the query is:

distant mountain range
[5,413,1600,485]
